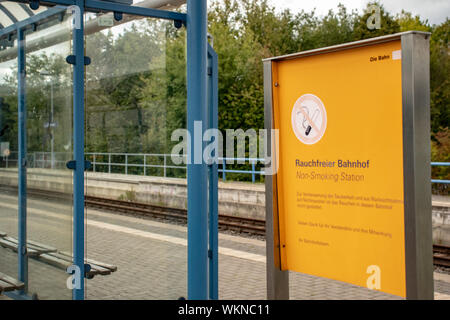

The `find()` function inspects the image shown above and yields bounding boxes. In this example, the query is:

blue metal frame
[4,290,34,300]
[8,0,187,22]
[0,6,70,301]
[27,0,76,6]
[219,157,265,183]
[0,6,67,38]
[4,0,213,301]
[17,27,28,295]
[207,43,218,300]
[186,0,208,300]
[72,0,85,300]
[84,0,186,22]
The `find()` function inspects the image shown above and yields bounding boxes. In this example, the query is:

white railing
[1,151,266,183]
[2,151,448,185]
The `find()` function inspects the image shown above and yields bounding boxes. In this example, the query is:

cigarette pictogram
[291,94,327,145]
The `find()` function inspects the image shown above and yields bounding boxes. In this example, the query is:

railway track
[84,196,450,267]
[84,195,266,236]
[71,196,450,268]
[1,185,449,267]
[0,184,266,236]
[434,244,450,268]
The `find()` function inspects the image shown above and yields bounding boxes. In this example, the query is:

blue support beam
[72,0,85,300]
[0,6,67,39]
[17,27,28,294]
[85,0,186,22]
[0,0,186,41]
[207,44,219,300]
[4,290,33,300]
[33,0,76,6]
[187,0,208,300]
[4,0,216,301]
[6,0,77,7]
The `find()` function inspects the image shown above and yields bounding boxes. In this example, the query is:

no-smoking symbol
[291,94,327,145]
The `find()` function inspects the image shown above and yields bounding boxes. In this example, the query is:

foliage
[430,19,449,134]
[431,129,450,194]
[0,1,448,184]
[1,52,71,155]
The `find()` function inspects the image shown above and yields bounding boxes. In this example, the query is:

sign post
[264,31,433,300]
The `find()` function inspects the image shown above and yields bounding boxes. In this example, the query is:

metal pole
[252,161,255,183]
[125,154,128,175]
[264,60,289,299]
[143,154,146,176]
[163,154,166,177]
[401,32,434,300]
[50,81,54,169]
[72,0,85,300]
[207,44,219,300]
[223,160,226,182]
[187,0,208,300]
[17,27,28,294]
[108,153,111,174]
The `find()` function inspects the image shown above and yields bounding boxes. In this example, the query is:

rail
[431,162,450,184]
[1,151,266,183]
[1,152,448,184]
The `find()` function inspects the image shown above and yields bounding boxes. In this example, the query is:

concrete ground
[0,193,449,300]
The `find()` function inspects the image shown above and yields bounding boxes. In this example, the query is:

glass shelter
[0,0,217,300]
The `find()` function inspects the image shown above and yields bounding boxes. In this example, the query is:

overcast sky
[269,0,449,25]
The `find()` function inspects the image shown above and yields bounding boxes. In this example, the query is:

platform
[0,168,447,222]
[0,193,449,300]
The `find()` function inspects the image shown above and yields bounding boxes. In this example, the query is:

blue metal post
[17,27,28,293]
[207,44,219,300]
[223,160,226,181]
[252,161,255,183]
[72,0,85,300]
[187,0,208,300]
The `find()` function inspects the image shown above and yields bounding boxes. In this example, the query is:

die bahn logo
[291,93,327,145]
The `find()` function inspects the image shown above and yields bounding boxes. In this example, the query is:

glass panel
[85,13,187,299]
[24,8,73,300]
[0,31,19,282]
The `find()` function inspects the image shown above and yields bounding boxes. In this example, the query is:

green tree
[2,52,72,156]
[396,10,431,32]
[298,4,357,50]
[2,1,447,184]
[240,0,300,56]
[430,19,449,134]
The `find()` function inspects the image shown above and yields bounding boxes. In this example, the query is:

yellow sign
[273,40,406,297]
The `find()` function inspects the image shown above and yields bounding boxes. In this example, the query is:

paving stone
[1,195,449,300]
